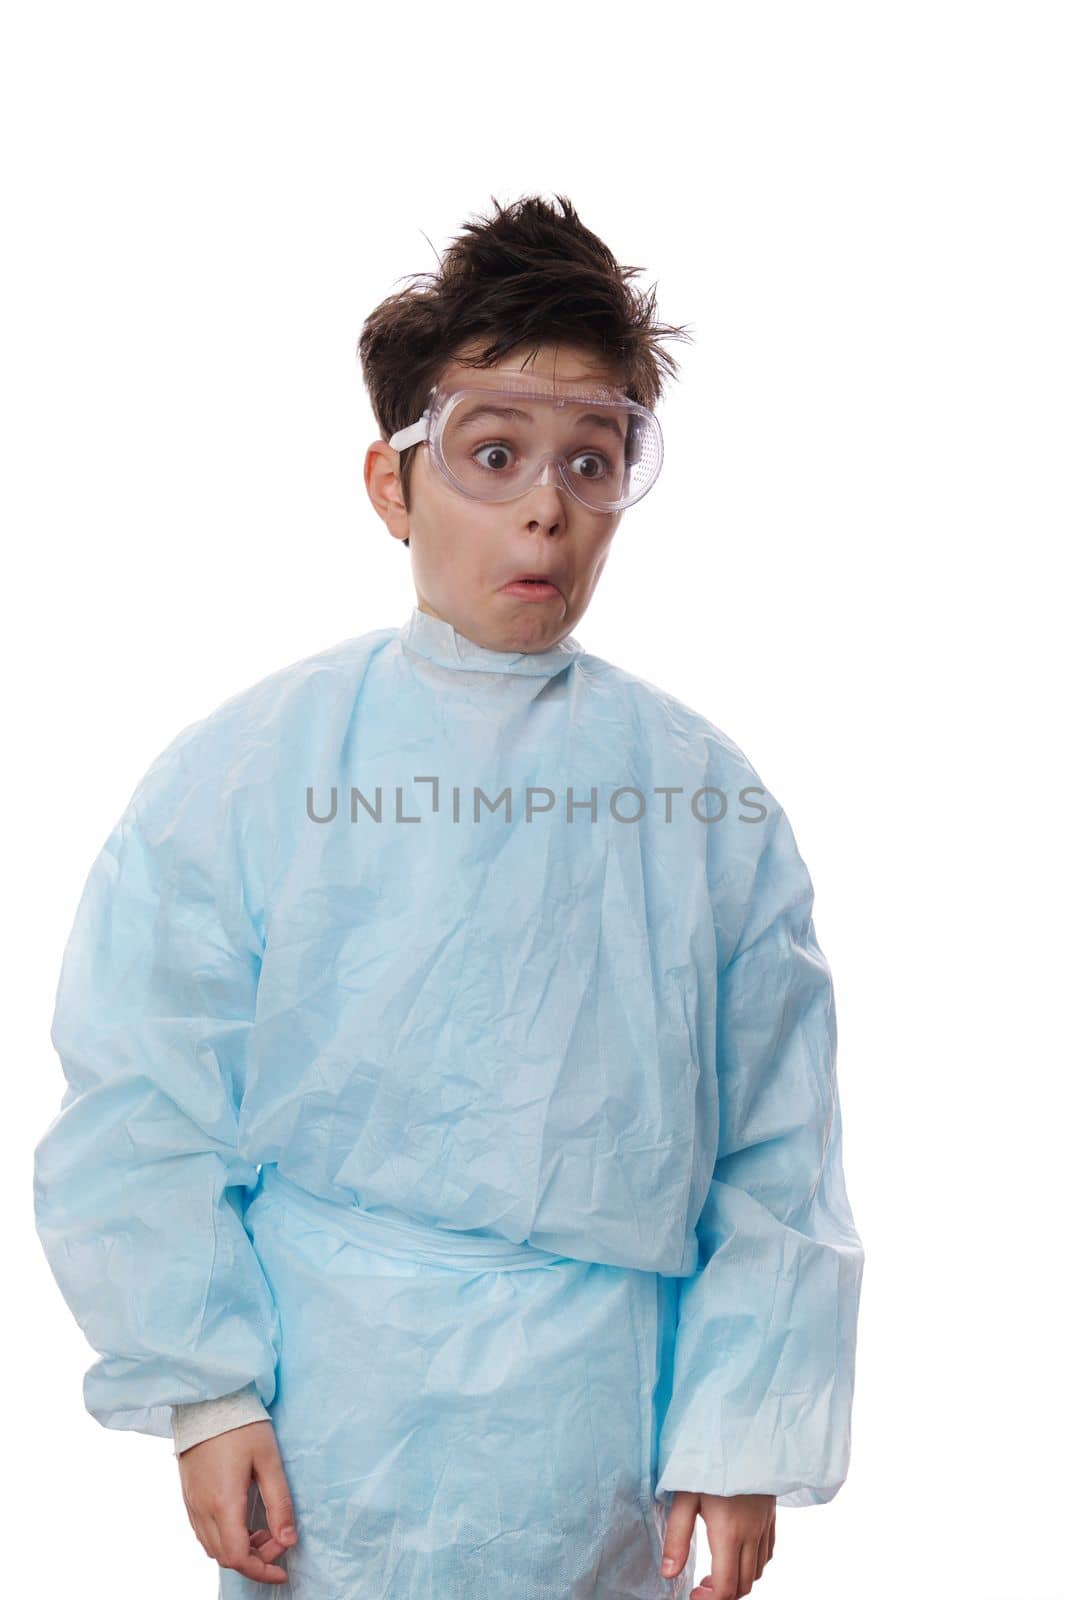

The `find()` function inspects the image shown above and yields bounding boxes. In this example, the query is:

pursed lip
[501,573,562,589]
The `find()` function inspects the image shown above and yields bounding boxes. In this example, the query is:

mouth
[499,576,561,601]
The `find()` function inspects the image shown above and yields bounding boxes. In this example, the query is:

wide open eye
[570,452,611,480]
[471,442,517,472]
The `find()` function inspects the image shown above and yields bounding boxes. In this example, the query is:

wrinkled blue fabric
[34,605,864,1598]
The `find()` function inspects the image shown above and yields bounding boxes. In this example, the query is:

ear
[364,440,413,545]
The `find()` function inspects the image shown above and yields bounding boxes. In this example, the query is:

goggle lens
[435,389,661,510]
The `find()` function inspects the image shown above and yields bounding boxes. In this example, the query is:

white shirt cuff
[171,1382,271,1456]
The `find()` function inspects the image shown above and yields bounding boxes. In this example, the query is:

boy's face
[366,340,627,654]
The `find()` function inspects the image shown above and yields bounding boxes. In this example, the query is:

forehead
[439,340,626,394]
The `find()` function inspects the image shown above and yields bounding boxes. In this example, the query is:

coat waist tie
[257,1164,569,1272]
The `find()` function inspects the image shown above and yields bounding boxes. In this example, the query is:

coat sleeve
[655,804,864,1507]
[32,723,281,1441]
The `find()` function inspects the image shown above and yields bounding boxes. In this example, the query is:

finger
[225,1546,290,1584]
[767,1515,776,1562]
[737,1536,758,1596]
[231,1553,289,1585]
[660,1490,698,1579]
[247,1477,291,1567]
[707,1530,741,1600]
[195,1510,222,1562]
[251,1525,290,1565]
[180,1485,219,1560]
[755,1527,770,1579]
[240,1453,296,1568]
[215,1501,289,1585]
[254,1446,299,1552]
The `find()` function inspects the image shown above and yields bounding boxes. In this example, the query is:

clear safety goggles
[388,370,664,513]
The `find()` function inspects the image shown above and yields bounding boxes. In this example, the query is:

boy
[34,193,864,1599]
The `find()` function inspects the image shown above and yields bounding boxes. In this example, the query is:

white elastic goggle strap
[389,414,429,451]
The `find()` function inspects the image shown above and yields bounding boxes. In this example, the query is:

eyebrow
[452,403,625,441]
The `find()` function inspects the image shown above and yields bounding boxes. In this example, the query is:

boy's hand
[177,1419,299,1585]
[660,1490,775,1598]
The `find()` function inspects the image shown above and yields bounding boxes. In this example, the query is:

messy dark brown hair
[357,193,694,547]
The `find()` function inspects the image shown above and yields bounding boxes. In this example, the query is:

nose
[519,468,569,534]
[526,455,588,519]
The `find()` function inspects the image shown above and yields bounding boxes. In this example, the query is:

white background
[5,4,1063,1597]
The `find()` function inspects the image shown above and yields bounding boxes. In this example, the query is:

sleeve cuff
[171,1382,271,1456]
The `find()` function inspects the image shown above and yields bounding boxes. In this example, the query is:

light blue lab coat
[34,606,864,1598]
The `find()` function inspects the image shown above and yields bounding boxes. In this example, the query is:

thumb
[660,1490,698,1578]
[254,1437,299,1547]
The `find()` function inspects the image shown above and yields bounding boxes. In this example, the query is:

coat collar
[397,605,584,679]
